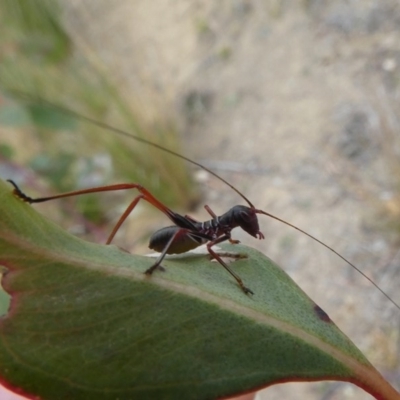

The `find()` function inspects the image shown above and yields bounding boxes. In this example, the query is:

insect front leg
[207,235,254,295]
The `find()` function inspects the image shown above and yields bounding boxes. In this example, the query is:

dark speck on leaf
[314,304,331,323]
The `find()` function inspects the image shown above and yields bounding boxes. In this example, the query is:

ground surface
[9,1,400,399]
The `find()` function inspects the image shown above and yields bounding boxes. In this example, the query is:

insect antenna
[5,90,255,209]
[256,209,400,312]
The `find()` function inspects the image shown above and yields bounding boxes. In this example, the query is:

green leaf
[0,179,398,400]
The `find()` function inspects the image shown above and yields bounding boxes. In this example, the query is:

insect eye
[237,210,259,238]
[239,210,255,222]
[239,211,249,220]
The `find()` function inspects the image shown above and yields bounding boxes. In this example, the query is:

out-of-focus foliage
[0,0,198,235]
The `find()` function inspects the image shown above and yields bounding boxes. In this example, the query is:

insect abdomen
[149,226,206,254]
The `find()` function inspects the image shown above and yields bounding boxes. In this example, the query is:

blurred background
[0,1,400,399]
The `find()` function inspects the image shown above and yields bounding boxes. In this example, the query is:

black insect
[6,93,400,309]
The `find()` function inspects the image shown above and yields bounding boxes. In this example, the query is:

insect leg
[8,180,144,203]
[106,195,144,244]
[204,204,217,218]
[145,228,194,275]
[207,235,253,295]
[8,180,195,244]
